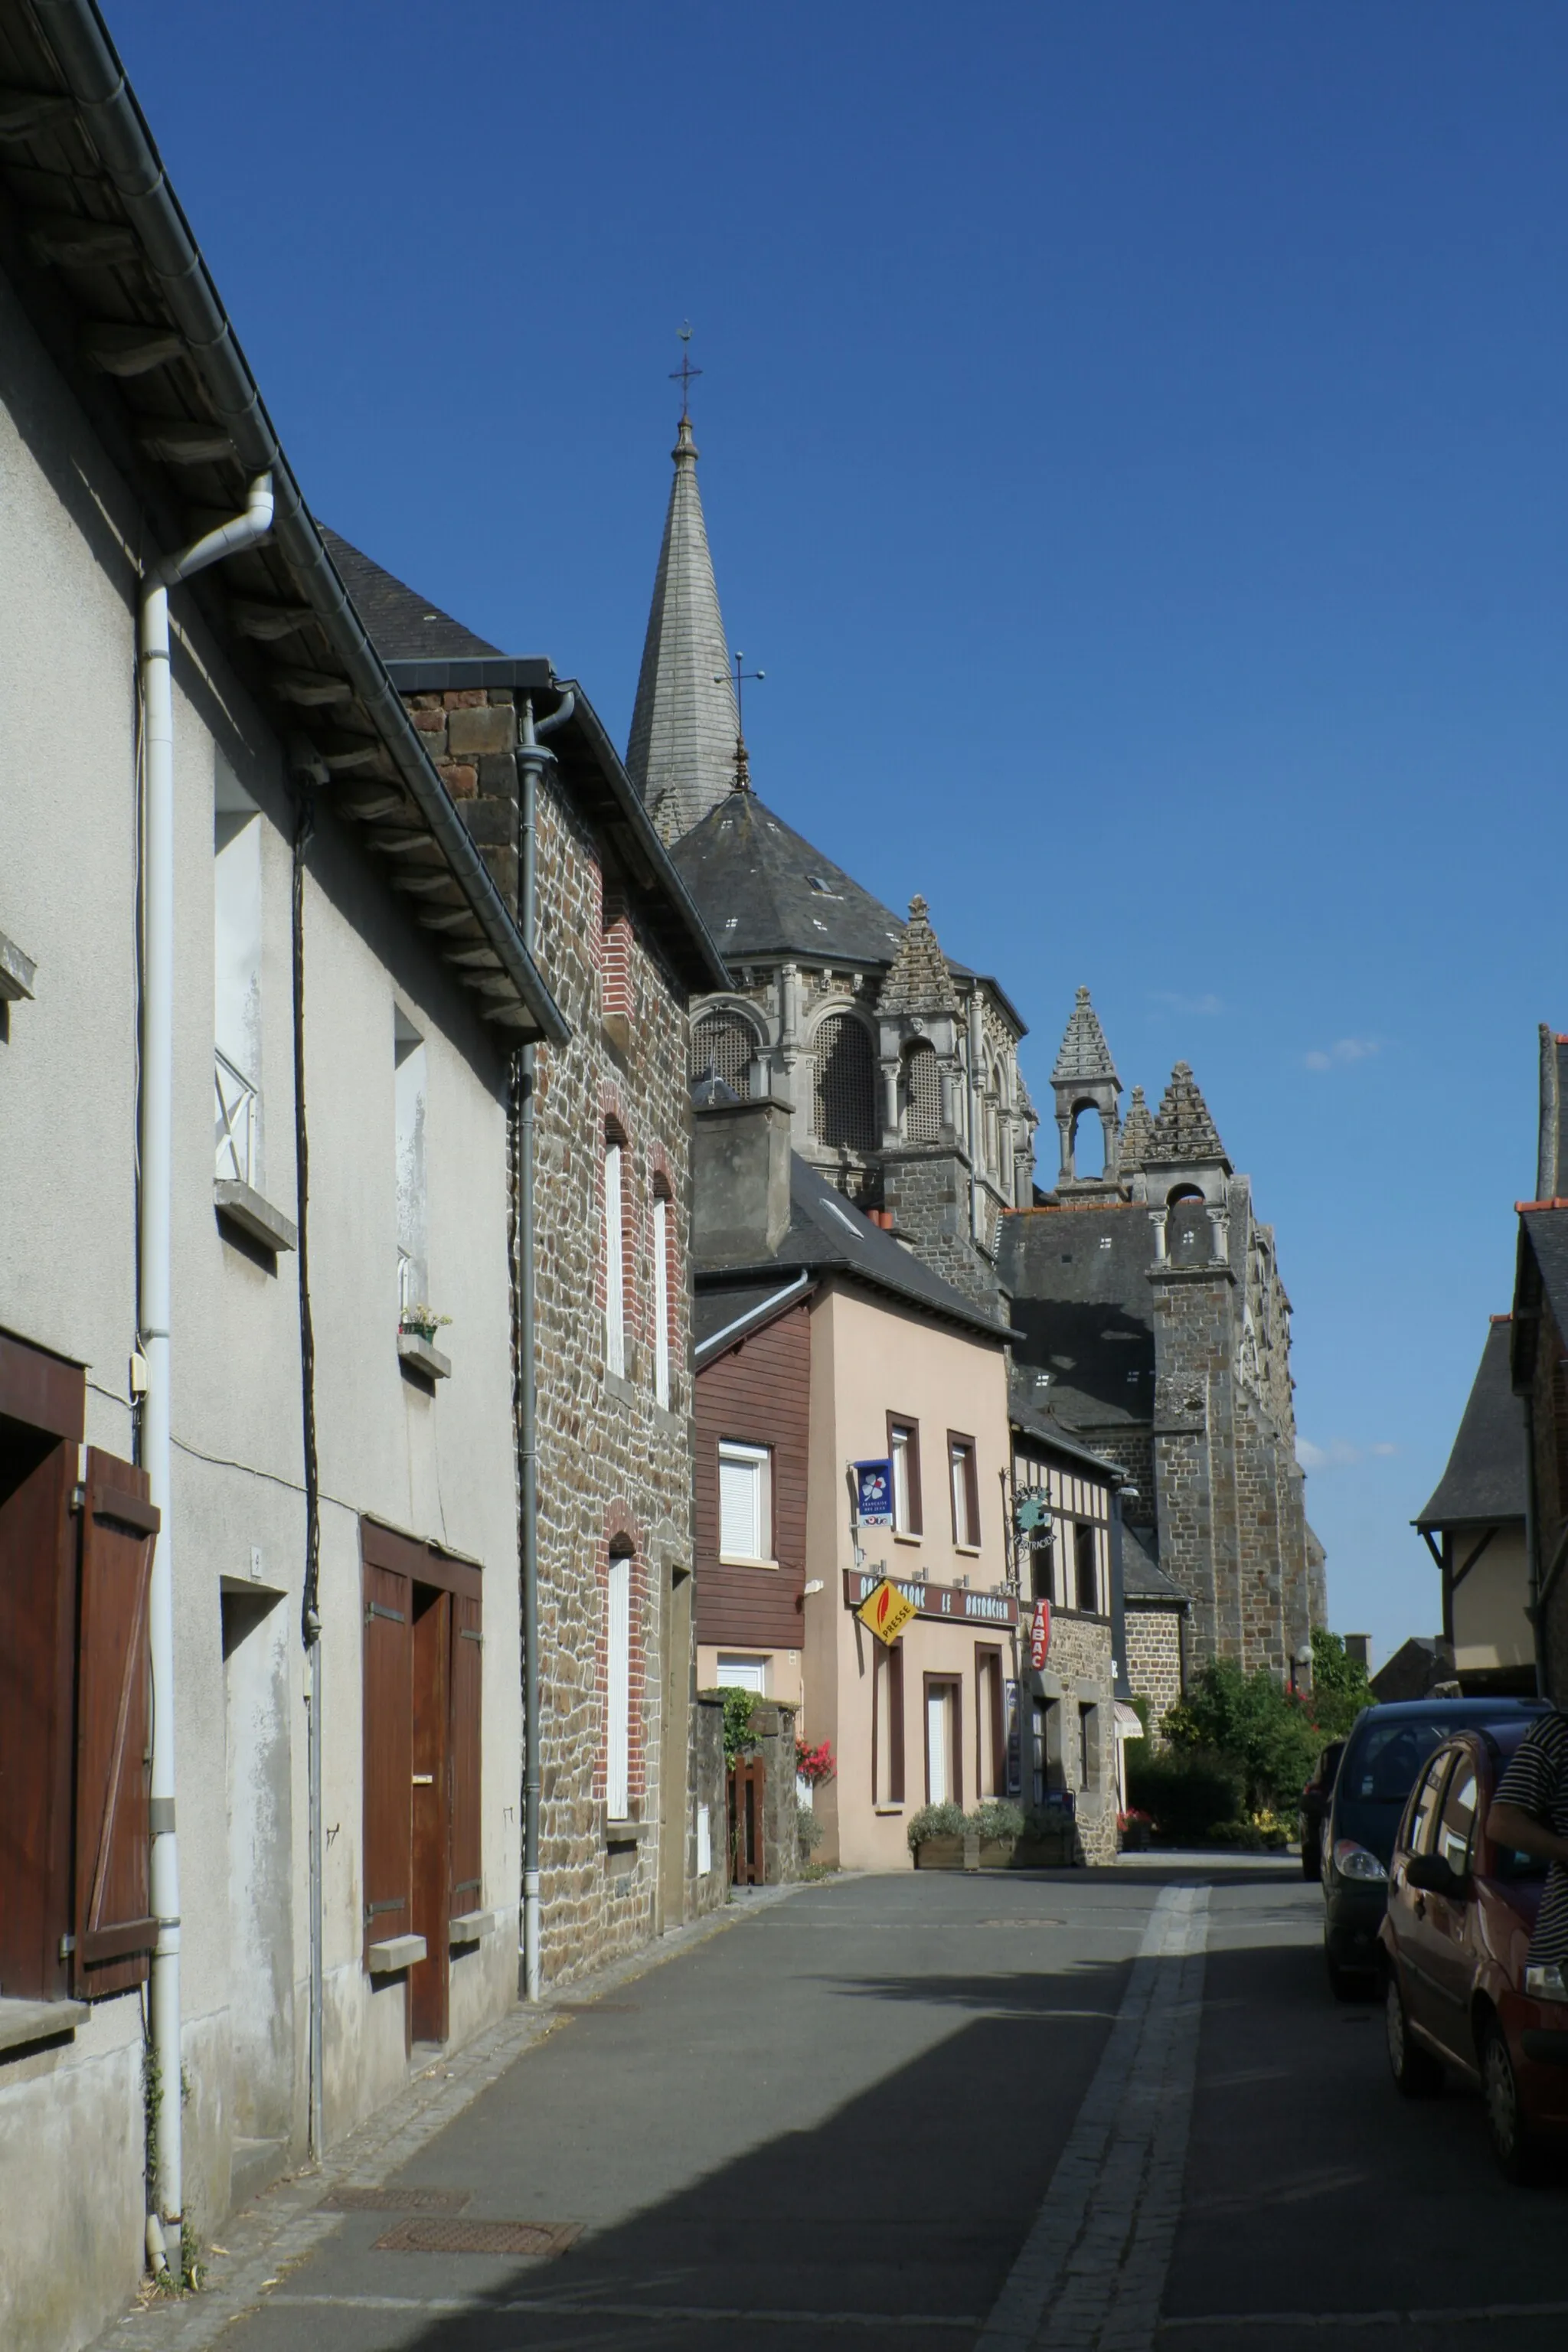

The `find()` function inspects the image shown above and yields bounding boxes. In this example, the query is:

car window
[1352,1719,1454,1804]
[1405,1751,1451,1855]
[1436,1760,1478,1875]
[1319,1742,1344,1788]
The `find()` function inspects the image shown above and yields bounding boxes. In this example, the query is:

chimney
[1341,1633,1370,1671]
[1538,1025,1568,1202]
[692,1078,793,1263]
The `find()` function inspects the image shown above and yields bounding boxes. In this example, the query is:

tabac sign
[856,1576,917,1647]
[844,1570,1018,1628]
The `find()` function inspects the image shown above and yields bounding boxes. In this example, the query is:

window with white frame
[605,1551,631,1818]
[604,1138,626,1377]
[949,1433,980,1548]
[214,757,263,1186]
[717,1654,768,1694]
[394,1010,427,1317]
[890,1418,922,1536]
[718,1440,772,1563]
[652,1187,671,1409]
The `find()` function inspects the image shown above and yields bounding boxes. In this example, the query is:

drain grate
[374,2216,580,2257]
[320,2187,472,2215]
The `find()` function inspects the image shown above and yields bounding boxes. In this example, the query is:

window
[689,1011,753,1095]
[1405,1750,1451,1852]
[652,1187,671,1409]
[1030,1526,1055,1604]
[359,1521,482,2040]
[1079,1702,1096,1792]
[214,758,263,1185]
[900,1040,941,1143]
[975,1646,1005,1798]
[394,1011,427,1316]
[949,1433,980,1549]
[604,1138,626,1377]
[1438,1762,1478,1877]
[1074,1523,1099,1613]
[0,1332,158,2006]
[812,1011,877,1149]
[717,1654,768,1694]
[888,1416,922,1537]
[718,1440,772,1563]
[873,1642,905,1805]
[606,1551,632,1819]
[924,1676,962,1807]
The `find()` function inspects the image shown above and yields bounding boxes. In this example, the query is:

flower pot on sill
[401,1322,437,1344]
[913,1835,965,1870]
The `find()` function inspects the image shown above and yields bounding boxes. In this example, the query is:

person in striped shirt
[1488,1710,1568,1978]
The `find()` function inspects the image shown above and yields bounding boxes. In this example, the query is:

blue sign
[854,1459,893,1530]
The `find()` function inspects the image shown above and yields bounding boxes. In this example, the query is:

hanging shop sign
[844,1570,1018,1628]
[856,1576,918,1647]
[854,1459,893,1530]
[1029,1599,1052,1669]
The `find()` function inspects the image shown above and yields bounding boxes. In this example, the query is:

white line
[269,2292,982,2329]
[976,1881,1210,2352]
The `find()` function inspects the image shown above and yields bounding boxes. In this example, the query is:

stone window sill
[874,1805,905,1818]
[955,1543,982,1559]
[398,1333,451,1382]
[214,1179,297,1255]
[604,1367,639,1409]
[449,1907,506,1946]
[0,1998,87,2057]
[604,1818,652,1849]
[893,1530,923,1547]
[368,1934,426,1974]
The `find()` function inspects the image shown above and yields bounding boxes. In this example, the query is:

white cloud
[1152,991,1224,1017]
[1305,1037,1380,1072]
[1297,1437,1398,1472]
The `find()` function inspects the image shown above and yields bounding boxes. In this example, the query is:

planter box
[1119,1822,1152,1853]
[976,1839,1018,1870]
[1009,1836,1074,1869]
[913,1836,965,1870]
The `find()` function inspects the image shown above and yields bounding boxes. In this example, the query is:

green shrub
[972,1799,1026,1843]
[1308,1628,1374,1740]
[715,1686,761,1763]
[796,1799,824,1857]
[906,1802,969,1852]
[1162,1659,1318,1812]
[1127,1746,1246,1844]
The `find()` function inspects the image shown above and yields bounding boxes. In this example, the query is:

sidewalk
[90,1885,806,2352]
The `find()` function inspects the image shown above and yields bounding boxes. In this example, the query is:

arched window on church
[900,1040,942,1144]
[689,1011,754,1096]
[1071,1102,1106,1179]
[812,1012,877,1150]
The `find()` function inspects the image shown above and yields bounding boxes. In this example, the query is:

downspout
[1109,1481,1132,1704]
[138,475,275,2257]
[515,690,573,2002]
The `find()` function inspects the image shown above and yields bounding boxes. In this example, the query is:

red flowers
[796,1738,837,1787]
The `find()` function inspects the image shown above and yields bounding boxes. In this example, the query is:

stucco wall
[1452,1527,1533,1679]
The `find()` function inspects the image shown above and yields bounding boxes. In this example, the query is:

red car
[1378,1720,1568,2179]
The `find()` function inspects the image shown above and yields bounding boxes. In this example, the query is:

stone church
[627,404,1034,1313]
[1001,990,1326,1683]
[626,396,1324,1689]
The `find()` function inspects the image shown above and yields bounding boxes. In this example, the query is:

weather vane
[715,650,765,793]
[670,321,702,419]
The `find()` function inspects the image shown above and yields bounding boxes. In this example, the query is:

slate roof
[626,413,739,844]
[998,1206,1157,1429]
[1149,1062,1228,1166]
[1119,1086,1156,1171]
[694,1277,812,1358]
[1053,987,1119,1086]
[1008,1374,1123,1478]
[1121,1521,1187,1607]
[671,789,909,969]
[319,531,502,662]
[1416,1319,1527,1529]
[879,895,959,1015]
[695,1151,1017,1345]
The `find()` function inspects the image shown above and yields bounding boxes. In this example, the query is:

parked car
[1298,1740,1345,1882]
[1320,1696,1546,1999]
[1379,1722,1568,2179]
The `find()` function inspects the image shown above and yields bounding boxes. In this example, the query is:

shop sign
[853,1459,893,1530]
[1029,1599,1051,1668]
[856,1576,917,1647]
[844,1570,1018,1628]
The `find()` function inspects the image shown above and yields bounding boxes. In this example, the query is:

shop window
[718,1440,772,1563]
[606,1548,632,1819]
[949,1432,980,1549]
[1074,1523,1099,1613]
[887,1416,922,1537]
[0,1334,158,2006]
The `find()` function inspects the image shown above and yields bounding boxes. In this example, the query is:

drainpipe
[138,475,274,2256]
[515,689,573,2002]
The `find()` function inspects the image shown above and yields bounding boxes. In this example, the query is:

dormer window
[807,875,841,899]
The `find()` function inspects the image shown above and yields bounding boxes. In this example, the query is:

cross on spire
[670,321,702,419]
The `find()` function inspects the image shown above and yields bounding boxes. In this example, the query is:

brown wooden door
[410,1587,451,2045]
[362,1563,413,1969]
[73,1452,159,1998]
[0,1429,77,2001]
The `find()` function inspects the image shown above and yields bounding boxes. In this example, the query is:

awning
[1113,1701,1145,1738]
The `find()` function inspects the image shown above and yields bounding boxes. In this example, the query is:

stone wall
[1125,1607,1184,1730]
[395,681,701,1985]
[690,1696,727,1917]
[881,1143,999,1308]
[1031,1609,1118,1865]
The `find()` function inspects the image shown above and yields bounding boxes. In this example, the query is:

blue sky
[116,3,1566,1665]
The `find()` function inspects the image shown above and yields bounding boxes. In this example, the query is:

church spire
[626,360,739,846]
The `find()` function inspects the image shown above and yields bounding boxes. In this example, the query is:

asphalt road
[155,1864,1568,2352]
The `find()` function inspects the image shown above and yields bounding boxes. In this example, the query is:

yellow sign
[857,1576,916,1648]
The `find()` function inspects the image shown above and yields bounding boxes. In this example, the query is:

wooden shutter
[363,1560,413,1958]
[449,1593,482,1917]
[887,1643,905,1804]
[0,1436,77,2001]
[73,1450,158,1998]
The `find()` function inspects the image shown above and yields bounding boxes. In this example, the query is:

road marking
[1160,2304,1568,2331]
[268,2291,982,2328]
[976,1880,1210,2352]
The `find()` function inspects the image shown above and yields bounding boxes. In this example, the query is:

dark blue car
[1321,1696,1547,1999]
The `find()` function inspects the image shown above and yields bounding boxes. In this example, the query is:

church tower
[626,398,739,845]
[1050,985,1122,1194]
